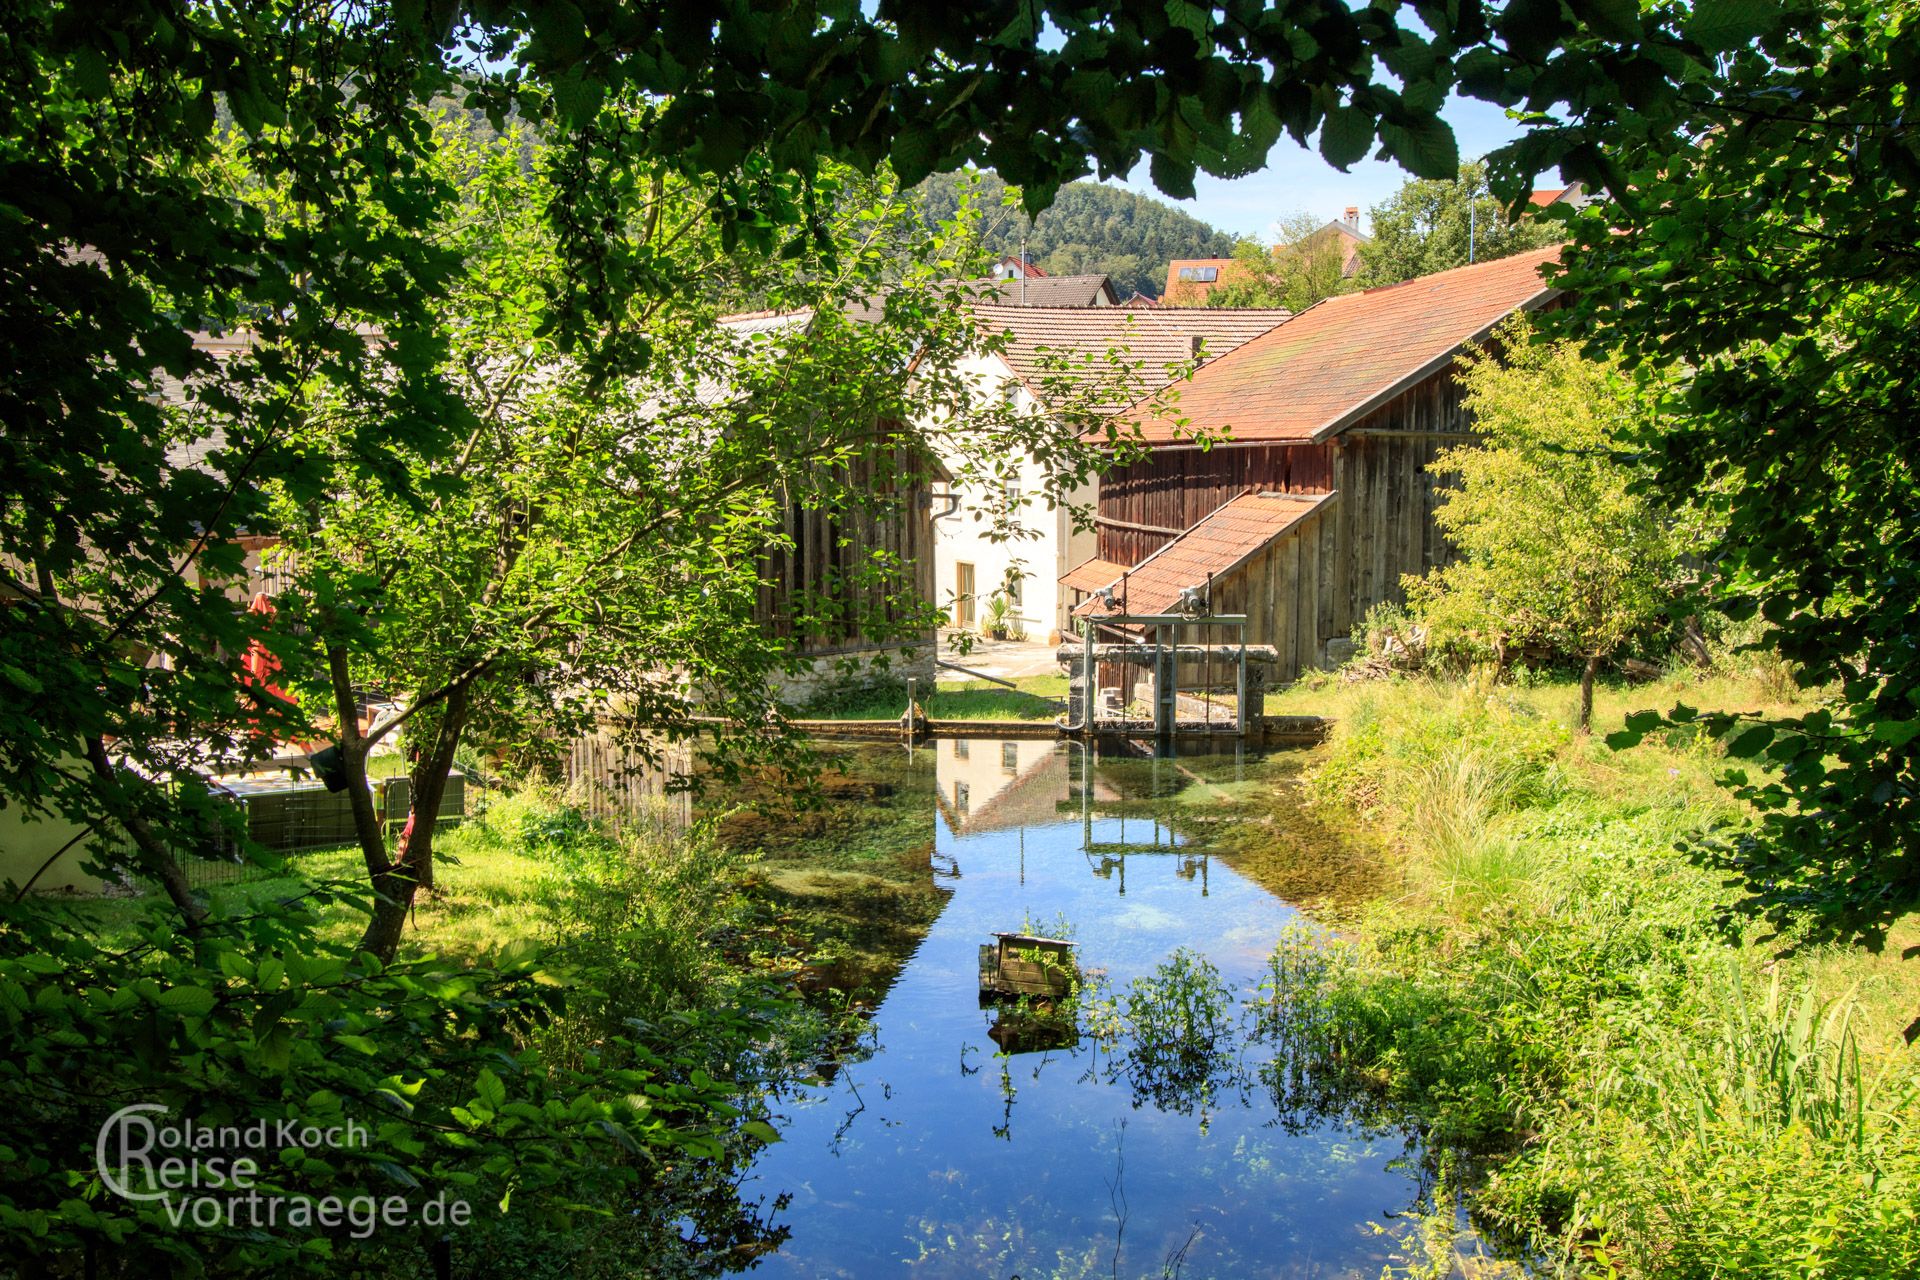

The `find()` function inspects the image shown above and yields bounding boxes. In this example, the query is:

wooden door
[954,562,976,627]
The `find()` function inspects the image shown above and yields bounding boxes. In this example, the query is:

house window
[1006,481,1022,530]
[1001,742,1019,774]
[1177,266,1219,283]
[953,739,970,760]
[955,781,970,813]
[954,563,975,627]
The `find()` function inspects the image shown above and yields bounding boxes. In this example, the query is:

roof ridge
[1358,243,1561,295]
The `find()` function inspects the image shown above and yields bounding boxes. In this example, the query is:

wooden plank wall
[756,442,939,657]
[1095,442,1334,564]
[566,727,693,835]
[1207,505,1336,683]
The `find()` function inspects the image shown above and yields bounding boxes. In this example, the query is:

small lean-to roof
[1074,491,1335,619]
[1120,247,1563,446]
[1060,557,1130,594]
[970,304,1292,413]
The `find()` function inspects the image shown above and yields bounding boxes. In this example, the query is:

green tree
[1204,215,1354,311]
[1406,319,1683,730]
[1357,162,1565,287]
[915,171,1236,299]
[1564,0,1920,950]
[273,122,1141,961]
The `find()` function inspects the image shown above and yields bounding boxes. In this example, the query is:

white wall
[924,352,1097,644]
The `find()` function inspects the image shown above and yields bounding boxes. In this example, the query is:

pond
[723,737,1431,1280]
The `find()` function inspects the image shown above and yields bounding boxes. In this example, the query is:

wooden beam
[1093,513,1184,536]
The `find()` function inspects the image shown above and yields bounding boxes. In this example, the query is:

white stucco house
[928,303,1294,643]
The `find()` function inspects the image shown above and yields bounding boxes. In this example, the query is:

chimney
[1190,335,1205,359]
[1343,205,1359,226]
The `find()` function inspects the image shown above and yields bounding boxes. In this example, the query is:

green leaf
[1686,0,1780,51]
[68,47,112,99]
[890,124,941,188]
[475,1067,507,1111]
[1318,106,1374,170]
[1149,152,1197,201]
[153,986,216,1017]
[1871,718,1920,747]
[740,1119,780,1144]
[1727,725,1775,757]
[1379,117,1458,179]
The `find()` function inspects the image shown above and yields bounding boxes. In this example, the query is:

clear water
[737,738,1426,1279]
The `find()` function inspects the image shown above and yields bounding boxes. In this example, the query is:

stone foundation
[772,643,937,707]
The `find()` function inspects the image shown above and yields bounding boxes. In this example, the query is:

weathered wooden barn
[754,439,944,678]
[708,311,948,693]
[1064,248,1563,682]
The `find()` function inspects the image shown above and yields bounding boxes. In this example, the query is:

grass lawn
[801,674,1068,723]
[55,814,564,960]
[1267,666,1809,734]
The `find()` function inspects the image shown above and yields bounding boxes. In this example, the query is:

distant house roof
[1163,258,1235,299]
[1071,491,1336,618]
[972,273,1119,307]
[1118,247,1563,446]
[1303,218,1370,278]
[991,254,1048,279]
[1116,291,1158,309]
[1528,183,1586,209]
[968,304,1292,412]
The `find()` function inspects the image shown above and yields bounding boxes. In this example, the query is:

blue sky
[1108,96,1541,241]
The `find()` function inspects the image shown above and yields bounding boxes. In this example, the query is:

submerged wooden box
[978,933,1077,1001]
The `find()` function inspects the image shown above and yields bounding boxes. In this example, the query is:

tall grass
[1287,676,1920,1278]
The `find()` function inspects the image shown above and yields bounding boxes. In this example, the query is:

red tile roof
[1073,491,1335,619]
[1059,557,1130,594]
[1119,247,1562,446]
[970,304,1292,413]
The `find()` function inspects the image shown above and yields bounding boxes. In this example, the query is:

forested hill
[916,171,1236,299]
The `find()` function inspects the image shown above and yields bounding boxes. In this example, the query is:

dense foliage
[1356,161,1565,287]
[1565,0,1920,947]
[915,171,1234,298]
[0,886,782,1276]
[1406,319,1685,728]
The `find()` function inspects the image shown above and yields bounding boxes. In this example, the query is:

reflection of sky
[742,742,1420,1279]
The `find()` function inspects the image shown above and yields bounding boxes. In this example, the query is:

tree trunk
[1680,615,1713,668]
[1578,653,1600,733]
[327,644,391,884]
[358,682,470,963]
[84,736,208,927]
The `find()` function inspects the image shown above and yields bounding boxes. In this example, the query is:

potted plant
[982,591,1017,641]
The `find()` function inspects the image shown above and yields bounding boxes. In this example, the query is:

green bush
[0,895,741,1277]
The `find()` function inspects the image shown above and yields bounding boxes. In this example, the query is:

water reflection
[729,738,1429,1279]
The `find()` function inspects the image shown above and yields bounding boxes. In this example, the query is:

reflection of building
[934,737,1064,836]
